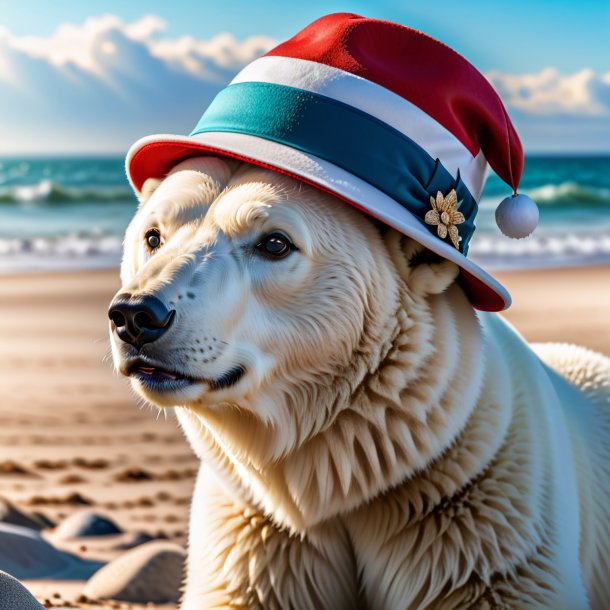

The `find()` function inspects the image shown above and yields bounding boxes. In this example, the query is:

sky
[0,0,609,154]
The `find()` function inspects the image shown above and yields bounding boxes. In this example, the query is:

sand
[0,265,608,608]
[496,265,610,356]
[0,269,197,608]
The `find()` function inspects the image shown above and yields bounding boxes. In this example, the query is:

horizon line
[2,150,610,159]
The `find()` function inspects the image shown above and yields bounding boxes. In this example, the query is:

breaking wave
[527,182,610,206]
[0,234,123,273]
[0,180,134,204]
[469,230,610,269]
[478,181,610,212]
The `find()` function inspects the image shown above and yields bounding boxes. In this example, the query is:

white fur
[111,157,610,609]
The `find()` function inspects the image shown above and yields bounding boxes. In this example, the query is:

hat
[126,12,538,312]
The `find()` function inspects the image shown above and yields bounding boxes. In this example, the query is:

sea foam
[0,180,133,204]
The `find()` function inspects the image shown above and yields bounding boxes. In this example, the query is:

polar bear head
[110,156,482,528]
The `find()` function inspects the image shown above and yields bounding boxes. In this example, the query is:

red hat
[127,13,538,311]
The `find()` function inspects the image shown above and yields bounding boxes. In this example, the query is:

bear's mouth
[124,358,246,393]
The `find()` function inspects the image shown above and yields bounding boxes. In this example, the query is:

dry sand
[1,269,197,608]
[496,265,610,356]
[0,265,608,608]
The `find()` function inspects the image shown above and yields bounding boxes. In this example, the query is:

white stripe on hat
[231,56,488,201]
[126,130,510,309]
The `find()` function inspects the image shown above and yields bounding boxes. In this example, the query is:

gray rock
[53,509,122,539]
[113,531,154,550]
[0,523,102,580]
[0,570,44,610]
[30,511,55,529]
[0,523,72,579]
[83,540,185,604]
[0,497,48,531]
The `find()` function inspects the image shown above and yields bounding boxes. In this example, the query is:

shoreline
[3,250,610,276]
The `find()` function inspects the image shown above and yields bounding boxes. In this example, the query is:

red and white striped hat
[127,13,538,311]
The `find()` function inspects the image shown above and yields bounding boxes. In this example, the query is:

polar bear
[109,156,610,610]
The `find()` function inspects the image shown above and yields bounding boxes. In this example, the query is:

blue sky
[1,1,609,153]
[3,0,608,73]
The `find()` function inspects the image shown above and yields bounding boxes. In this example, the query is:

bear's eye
[144,228,161,251]
[255,232,295,259]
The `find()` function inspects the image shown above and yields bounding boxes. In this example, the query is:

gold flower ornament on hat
[424,189,465,250]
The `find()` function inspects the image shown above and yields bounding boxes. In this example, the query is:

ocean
[1,155,610,274]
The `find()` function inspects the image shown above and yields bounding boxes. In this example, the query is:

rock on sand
[0,523,102,580]
[52,509,122,540]
[0,497,49,531]
[0,523,72,579]
[83,540,185,604]
[0,570,44,610]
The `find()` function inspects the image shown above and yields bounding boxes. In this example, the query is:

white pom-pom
[495,193,539,238]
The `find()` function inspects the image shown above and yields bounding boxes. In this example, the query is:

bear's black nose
[108,294,175,348]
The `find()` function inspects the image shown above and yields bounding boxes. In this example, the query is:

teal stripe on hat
[191,82,477,254]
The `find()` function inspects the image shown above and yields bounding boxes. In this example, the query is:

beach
[0,269,196,609]
[0,264,609,609]
[496,265,610,356]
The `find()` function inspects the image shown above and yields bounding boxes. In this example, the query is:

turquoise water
[1,155,610,272]
[0,158,134,272]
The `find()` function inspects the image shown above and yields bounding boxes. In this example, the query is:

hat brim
[126,131,510,311]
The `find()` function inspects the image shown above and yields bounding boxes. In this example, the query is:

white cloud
[150,32,276,80]
[486,67,610,117]
[0,15,608,154]
[0,15,275,153]
[125,14,167,41]
[486,68,610,152]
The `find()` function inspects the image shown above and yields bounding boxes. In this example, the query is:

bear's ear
[138,177,162,207]
[384,231,459,296]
